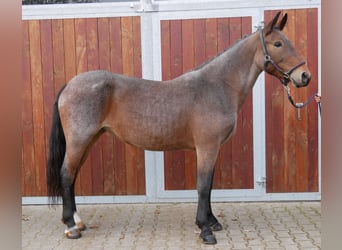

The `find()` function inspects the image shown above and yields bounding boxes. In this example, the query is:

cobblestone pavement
[22,202,321,249]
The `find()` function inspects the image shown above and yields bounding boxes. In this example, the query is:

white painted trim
[155,0,321,13]
[22,192,320,205]
[22,2,140,20]
[22,0,321,20]
[22,195,148,205]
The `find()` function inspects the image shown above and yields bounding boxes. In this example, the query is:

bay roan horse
[47,12,311,245]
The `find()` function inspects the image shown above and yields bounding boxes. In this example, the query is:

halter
[259,28,305,86]
[259,29,321,115]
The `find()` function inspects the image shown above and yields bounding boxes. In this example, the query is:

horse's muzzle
[301,71,311,86]
[293,70,311,88]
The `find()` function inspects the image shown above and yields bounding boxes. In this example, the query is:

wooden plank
[75,18,88,74]
[166,151,186,190]
[217,10,233,187]
[181,19,195,72]
[40,19,55,195]
[86,18,99,71]
[217,18,229,52]
[214,18,232,189]
[121,16,140,194]
[102,133,115,194]
[229,17,245,189]
[133,16,142,78]
[74,18,92,195]
[121,16,134,77]
[306,8,319,192]
[109,17,127,194]
[282,9,297,192]
[181,19,197,189]
[136,148,146,194]
[22,20,36,196]
[265,10,285,193]
[29,20,46,196]
[51,19,66,93]
[161,20,171,80]
[98,17,116,195]
[114,139,127,195]
[63,19,77,82]
[86,17,104,195]
[131,16,145,194]
[98,18,111,71]
[205,18,217,61]
[240,16,254,189]
[167,20,186,190]
[110,17,123,73]
[194,19,206,67]
[271,79,285,192]
[170,19,183,78]
[160,20,174,190]
[294,9,309,192]
[125,145,139,194]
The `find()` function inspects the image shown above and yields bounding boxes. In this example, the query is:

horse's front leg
[195,145,221,244]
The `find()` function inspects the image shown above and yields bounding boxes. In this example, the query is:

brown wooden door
[265,9,319,193]
[161,17,254,191]
[22,16,145,196]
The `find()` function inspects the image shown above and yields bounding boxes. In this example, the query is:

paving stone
[22,202,321,249]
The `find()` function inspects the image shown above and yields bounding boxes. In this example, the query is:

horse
[47,12,311,245]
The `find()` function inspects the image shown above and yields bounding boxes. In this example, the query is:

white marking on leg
[73,211,86,230]
[73,212,82,224]
[64,225,78,234]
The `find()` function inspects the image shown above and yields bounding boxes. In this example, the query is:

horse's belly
[106,120,194,151]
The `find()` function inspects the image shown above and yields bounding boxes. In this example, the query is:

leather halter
[259,28,305,86]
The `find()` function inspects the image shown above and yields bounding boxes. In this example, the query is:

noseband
[259,29,305,86]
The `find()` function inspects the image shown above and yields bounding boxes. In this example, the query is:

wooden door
[161,16,254,191]
[22,16,146,196]
[265,9,319,193]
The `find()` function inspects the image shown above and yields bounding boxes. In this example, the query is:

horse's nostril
[302,72,311,84]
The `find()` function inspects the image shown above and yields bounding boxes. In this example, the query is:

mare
[47,12,311,244]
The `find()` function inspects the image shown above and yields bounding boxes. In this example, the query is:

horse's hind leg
[60,153,83,239]
[195,144,221,245]
[61,135,100,239]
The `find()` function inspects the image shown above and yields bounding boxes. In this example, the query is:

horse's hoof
[76,222,87,231]
[210,221,223,231]
[65,226,82,239]
[200,234,217,245]
[200,228,217,245]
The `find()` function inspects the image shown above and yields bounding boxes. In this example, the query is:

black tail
[47,85,67,205]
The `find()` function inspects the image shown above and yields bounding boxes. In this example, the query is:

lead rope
[284,85,321,116]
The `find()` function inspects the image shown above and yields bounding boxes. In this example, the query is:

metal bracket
[256,177,266,188]
[296,103,303,120]
[134,0,158,12]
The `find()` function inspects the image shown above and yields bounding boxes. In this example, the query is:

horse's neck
[199,32,262,110]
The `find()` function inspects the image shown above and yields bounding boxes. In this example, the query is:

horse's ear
[264,11,281,35]
[278,13,288,31]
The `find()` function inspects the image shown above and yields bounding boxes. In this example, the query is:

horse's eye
[274,41,282,48]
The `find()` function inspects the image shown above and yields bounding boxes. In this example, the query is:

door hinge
[256,177,266,188]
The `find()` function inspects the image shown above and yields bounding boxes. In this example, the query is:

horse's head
[258,12,311,88]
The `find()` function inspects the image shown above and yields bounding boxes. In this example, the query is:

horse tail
[47,85,67,205]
